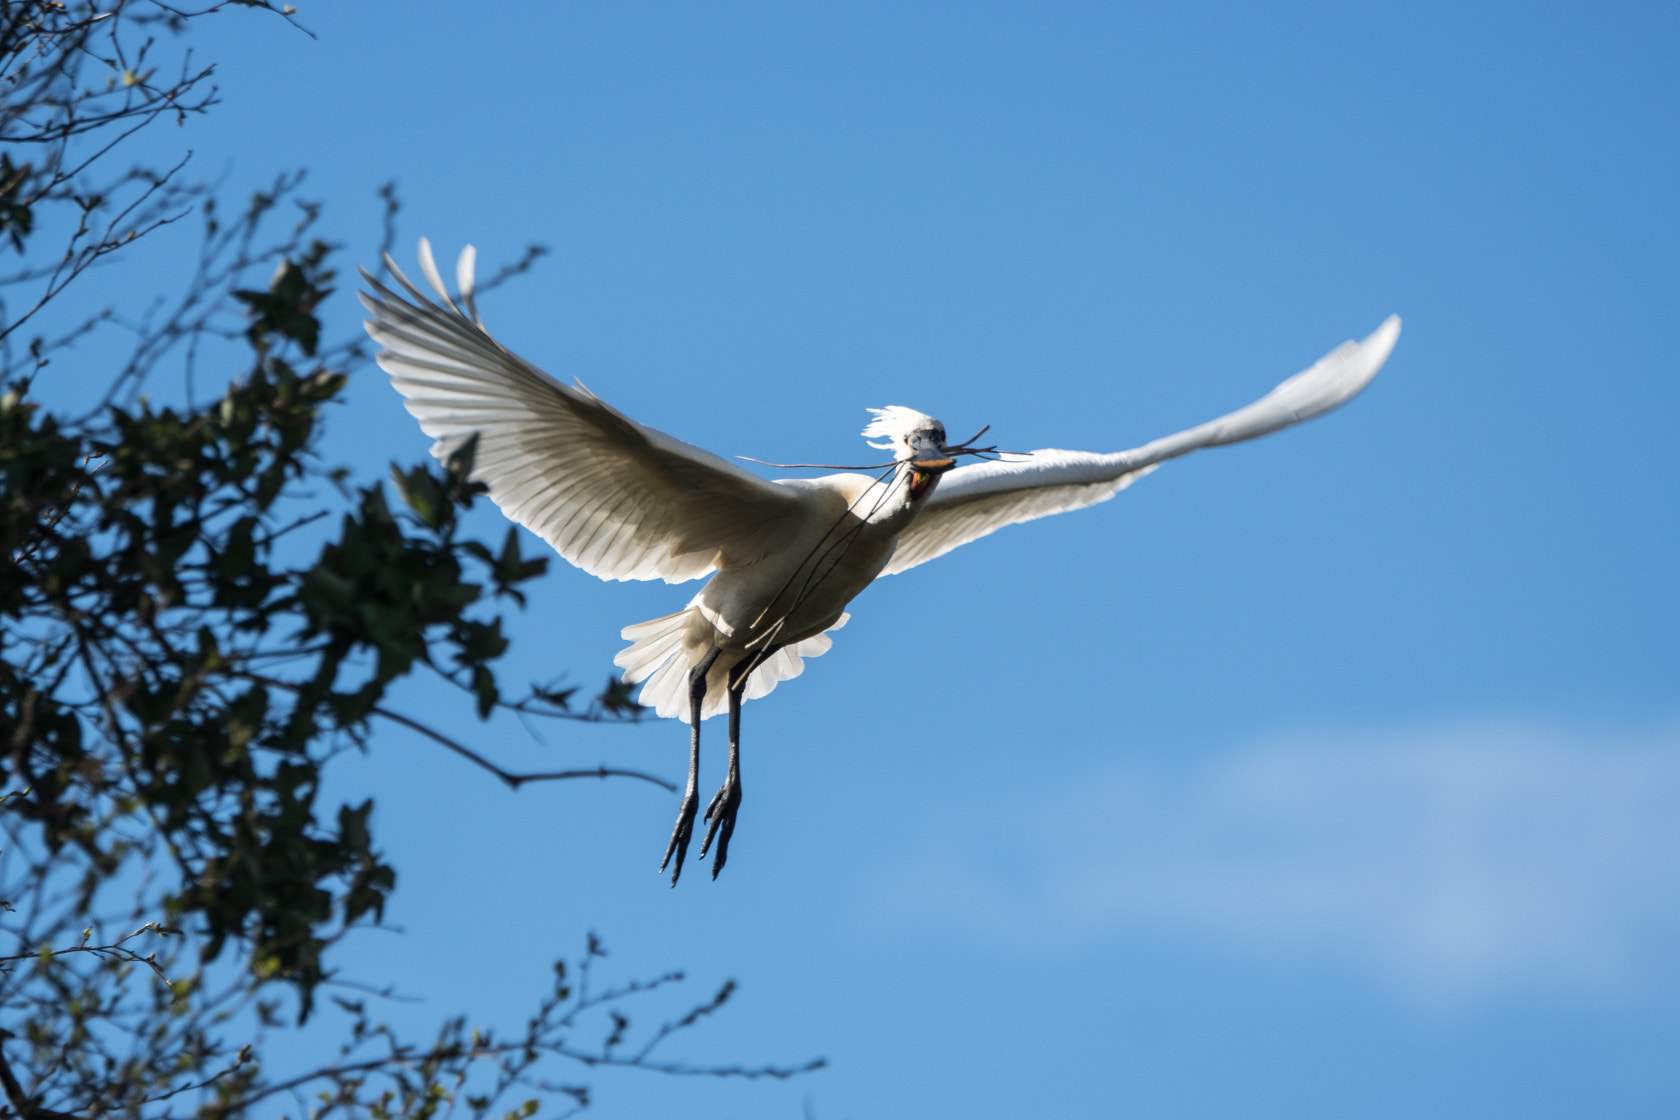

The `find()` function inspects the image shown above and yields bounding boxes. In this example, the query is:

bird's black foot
[660,786,700,886]
[699,774,742,878]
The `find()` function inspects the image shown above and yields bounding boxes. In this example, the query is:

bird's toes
[698,782,741,866]
[660,792,699,885]
[708,820,736,880]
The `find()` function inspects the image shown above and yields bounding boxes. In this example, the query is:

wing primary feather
[456,245,480,324]
[416,237,465,319]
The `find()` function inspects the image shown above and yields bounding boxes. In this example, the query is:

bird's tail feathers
[615,608,848,723]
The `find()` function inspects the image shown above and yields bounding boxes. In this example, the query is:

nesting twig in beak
[737,455,901,470]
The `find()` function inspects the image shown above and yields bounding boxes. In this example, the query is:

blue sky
[47,2,1680,1116]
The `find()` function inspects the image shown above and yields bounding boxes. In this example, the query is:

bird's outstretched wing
[883,315,1401,575]
[362,241,808,583]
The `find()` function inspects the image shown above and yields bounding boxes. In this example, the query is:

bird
[361,239,1400,884]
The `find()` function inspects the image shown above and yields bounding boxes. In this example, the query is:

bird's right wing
[362,241,809,583]
[883,315,1400,574]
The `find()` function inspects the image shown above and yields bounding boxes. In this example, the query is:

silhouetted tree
[0,3,818,1115]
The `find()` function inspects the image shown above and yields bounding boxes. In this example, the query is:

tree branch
[232,671,676,793]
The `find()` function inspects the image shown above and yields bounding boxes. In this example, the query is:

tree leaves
[0,155,34,253]
[1,266,571,1013]
[0,6,800,1117]
[232,244,334,358]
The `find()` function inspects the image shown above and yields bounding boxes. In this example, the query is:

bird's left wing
[883,315,1400,575]
[361,241,809,583]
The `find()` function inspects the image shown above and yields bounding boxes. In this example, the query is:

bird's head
[863,406,955,501]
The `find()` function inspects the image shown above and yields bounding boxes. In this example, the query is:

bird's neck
[865,465,938,529]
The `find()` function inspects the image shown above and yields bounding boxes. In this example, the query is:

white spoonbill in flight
[361,241,1401,884]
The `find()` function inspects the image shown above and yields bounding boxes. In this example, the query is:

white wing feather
[362,241,809,583]
[884,315,1401,574]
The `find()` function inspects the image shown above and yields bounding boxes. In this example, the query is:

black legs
[659,646,777,885]
[660,646,719,886]
[698,656,755,877]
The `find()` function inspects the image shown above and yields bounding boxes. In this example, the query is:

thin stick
[736,456,898,471]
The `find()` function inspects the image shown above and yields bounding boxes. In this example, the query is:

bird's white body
[617,469,916,720]
[362,241,1400,722]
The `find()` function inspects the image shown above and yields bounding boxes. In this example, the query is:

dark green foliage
[0,155,32,253]
[0,251,563,1009]
[0,269,809,1110]
[0,3,817,1114]
[234,249,332,358]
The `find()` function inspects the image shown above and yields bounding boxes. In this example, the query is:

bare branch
[232,671,677,794]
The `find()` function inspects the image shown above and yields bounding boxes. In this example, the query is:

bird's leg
[661,646,720,886]
[701,646,778,878]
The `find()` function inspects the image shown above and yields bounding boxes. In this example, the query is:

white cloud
[852,720,1680,1007]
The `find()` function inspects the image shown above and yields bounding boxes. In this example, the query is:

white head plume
[862,406,947,461]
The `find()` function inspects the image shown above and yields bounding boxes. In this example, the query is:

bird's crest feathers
[862,406,944,457]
